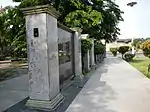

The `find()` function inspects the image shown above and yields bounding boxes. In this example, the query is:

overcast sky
[116,0,150,39]
[0,0,150,39]
[0,0,19,7]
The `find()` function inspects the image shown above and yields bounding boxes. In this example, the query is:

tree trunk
[122,54,123,59]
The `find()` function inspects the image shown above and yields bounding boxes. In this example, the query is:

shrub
[128,46,132,51]
[94,41,105,55]
[81,39,93,73]
[118,46,130,58]
[141,40,150,76]
[124,53,135,61]
[81,39,92,55]
[110,48,118,56]
[141,40,150,58]
[0,55,5,61]
[133,38,144,49]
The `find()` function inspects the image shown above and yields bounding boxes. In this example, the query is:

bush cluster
[81,39,92,55]
[124,53,135,61]
[94,41,105,55]
[0,55,5,61]
[141,40,150,58]
[110,48,118,56]
[118,46,130,58]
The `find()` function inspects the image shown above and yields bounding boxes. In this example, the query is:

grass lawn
[129,57,150,78]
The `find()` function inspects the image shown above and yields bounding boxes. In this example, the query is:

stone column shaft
[89,40,95,66]
[74,32,82,76]
[83,50,90,72]
[22,5,64,111]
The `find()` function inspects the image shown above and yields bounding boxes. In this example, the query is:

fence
[22,5,105,111]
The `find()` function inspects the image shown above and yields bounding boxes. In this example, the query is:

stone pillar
[83,50,90,72]
[22,5,64,111]
[89,39,95,66]
[95,55,99,63]
[101,39,106,58]
[73,32,82,77]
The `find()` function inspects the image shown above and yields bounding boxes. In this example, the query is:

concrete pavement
[1,56,150,112]
[0,75,28,112]
[66,57,150,112]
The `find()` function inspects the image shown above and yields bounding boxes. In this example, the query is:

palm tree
[0,7,7,58]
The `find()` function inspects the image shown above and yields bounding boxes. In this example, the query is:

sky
[116,0,150,39]
[0,0,150,39]
[0,0,19,7]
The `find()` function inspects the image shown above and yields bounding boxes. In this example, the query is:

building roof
[0,6,3,13]
[116,39,132,43]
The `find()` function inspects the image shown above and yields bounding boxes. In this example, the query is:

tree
[90,0,123,42]
[0,6,13,58]
[94,41,105,55]
[0,6,26,58]
[81,39,92,55]
[16,0,103,34]
[110,48,118,57]
[141,40,150,58]
[141,40,150,75]
[13,0,123,42]
[118,46,129,58]
[6,0,123,58]
[133,38,144,50]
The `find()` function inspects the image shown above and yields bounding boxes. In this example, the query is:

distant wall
[106,42,132,51]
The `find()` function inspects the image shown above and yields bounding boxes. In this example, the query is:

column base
[73,75,85,88]
[74,74,84,80]
[26,93,64,111]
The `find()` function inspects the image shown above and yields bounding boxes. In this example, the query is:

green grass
[129,57,150,78]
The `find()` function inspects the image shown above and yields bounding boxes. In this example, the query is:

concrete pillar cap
[21,5,60,19]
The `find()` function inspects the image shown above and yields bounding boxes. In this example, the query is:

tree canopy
[0,0,123,58]
[0,6,26,58]
[14,0,123,41]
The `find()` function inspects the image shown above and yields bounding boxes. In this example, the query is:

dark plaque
[33,28,39,37]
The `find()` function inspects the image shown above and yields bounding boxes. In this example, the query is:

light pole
[127,1,137,54]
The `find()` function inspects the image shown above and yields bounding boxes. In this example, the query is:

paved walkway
[0,75,28,112]
[1,57,150,112]
[66,57,150,112]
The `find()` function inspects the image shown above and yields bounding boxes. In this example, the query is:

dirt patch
[0,61,28,81]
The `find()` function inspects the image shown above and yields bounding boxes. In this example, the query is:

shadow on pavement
[5,56,122,112]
